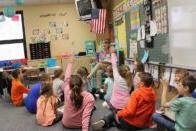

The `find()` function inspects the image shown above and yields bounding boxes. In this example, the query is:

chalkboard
[125,3,169,63]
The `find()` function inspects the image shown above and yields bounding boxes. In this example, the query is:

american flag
[91,9,107,34]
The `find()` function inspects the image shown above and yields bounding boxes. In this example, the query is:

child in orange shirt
[93,72,157,130]
[11,69,29,106]
[36,82,62,126]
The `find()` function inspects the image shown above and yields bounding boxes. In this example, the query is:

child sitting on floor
[77,66,90,91]
[53,68,64,103]
[62,57,95,131]
[36,82,62,126]
[153,76,196,131]
[109,47,133,110]
[11,69,29,106]
[133,58,144,89]
[102,65,114,108]
[93,72,157,130]
[24,73,52,113]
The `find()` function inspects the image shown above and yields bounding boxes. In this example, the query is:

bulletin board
[113,0,169,63]
[137,2,169,63]
[114,16,127,56]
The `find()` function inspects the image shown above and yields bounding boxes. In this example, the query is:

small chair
[25,68,40,88]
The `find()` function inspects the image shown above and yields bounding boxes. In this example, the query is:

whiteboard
[0,43,25,61]
[0,14,23,41]
[168,0,196,68]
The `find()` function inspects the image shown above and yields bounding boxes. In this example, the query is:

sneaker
[92,120,105,130]
[102,101,109,109]
[93,106,97,111]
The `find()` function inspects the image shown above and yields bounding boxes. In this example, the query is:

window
[0,11,27,61]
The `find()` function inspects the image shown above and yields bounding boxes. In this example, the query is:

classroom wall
[112,0,125,8]
[168,0,196,67]
[0,4,96,58]
[112,0,128,57]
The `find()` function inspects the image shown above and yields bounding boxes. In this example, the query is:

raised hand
[161,79,169,90]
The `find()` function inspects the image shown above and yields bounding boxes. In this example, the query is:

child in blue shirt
[24,73,52,113]
[103,65,113,102]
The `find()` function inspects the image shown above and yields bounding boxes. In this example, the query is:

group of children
[1,43,196,131]
[5,57,95,130]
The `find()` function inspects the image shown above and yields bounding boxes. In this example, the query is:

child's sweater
[36,95,57,126]
[110,53,131,110]
[62,63,95,131]
[11,79,29,106]
[117,85,157,128]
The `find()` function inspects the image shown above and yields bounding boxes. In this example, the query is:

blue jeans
[103,111,144,130]
[153,113,175,131]
[192,89,196,98]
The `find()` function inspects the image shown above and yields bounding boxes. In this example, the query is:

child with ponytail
[62,57,95,131]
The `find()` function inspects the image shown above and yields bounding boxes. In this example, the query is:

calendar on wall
[29,42,51,60]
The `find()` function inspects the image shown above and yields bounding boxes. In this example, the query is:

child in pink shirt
[62,61,95,131]
[109,48,133,110]
[36,82,62,126]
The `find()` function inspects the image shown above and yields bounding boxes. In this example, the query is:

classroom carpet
[0,99,158,131]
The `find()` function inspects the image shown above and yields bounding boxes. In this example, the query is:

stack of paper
[163,68,171,81]
[169,69,176,87]
[152,66,159,80]
[144,64,149,73]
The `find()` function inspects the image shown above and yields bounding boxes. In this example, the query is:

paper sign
[0,15,5,22]
[152,65,159,80]
[50,35,58,41]
[129,40,138,58]
[130,7,140,30]
[12,15,19,21]
[163,68,171,81]
[140,40,146,48]
[30,37,36,43]
[141,50,149,64]
[148,65,153,74]
[169,69,176,87]
[141,25,145,39]
[130,62,134,73]
[62,34,69,40]
[49,21,56,28]
[56,28,63,34]
[150,20,157,36]
[32,29,39,35]
[144,64,149,73]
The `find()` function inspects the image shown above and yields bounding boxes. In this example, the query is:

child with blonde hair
[36,82,62,126]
